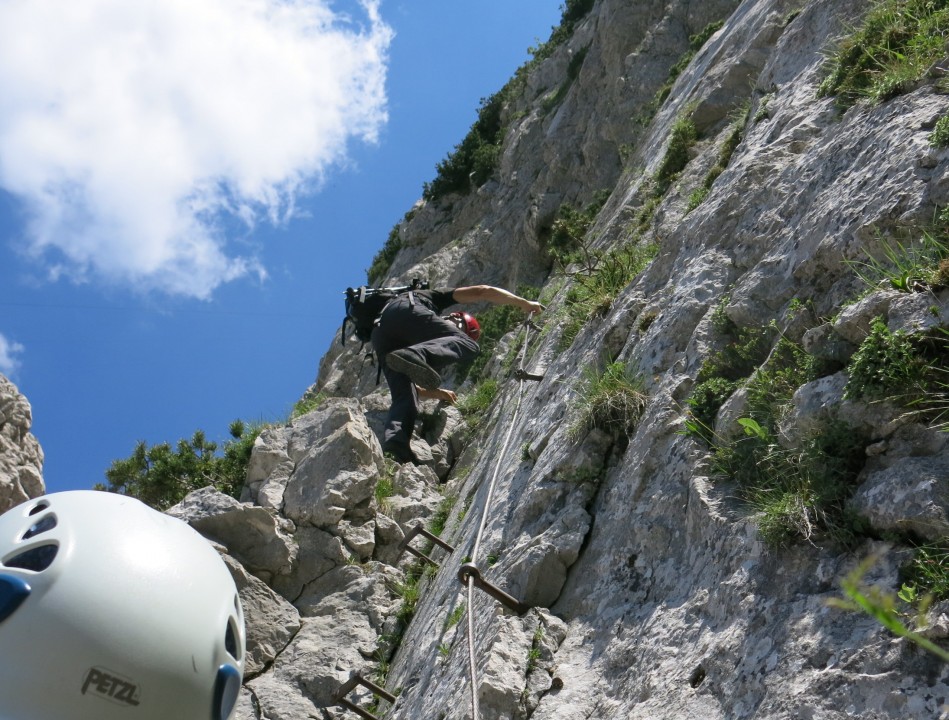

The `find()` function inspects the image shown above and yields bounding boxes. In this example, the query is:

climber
[372,284,543,463]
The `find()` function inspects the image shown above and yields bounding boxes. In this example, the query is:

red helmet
[447,312,481,341]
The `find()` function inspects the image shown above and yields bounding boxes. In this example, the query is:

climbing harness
[335,312,544,720]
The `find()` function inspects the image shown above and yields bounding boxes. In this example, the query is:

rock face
[291,0,949,718]
[0,374,45,513]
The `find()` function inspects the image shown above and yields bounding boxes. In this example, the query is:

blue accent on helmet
[0,574,31,624]
[212,664,242,720]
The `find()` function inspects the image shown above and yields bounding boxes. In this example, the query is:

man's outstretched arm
[452,285,544,314]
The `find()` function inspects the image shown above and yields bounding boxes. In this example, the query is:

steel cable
[464,312,536,720]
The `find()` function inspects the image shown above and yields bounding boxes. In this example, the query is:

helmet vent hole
[225,618,239,660]
[27,501,49,516]
[4,544,58,572]
[21,514,57,540]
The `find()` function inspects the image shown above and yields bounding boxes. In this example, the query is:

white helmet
[0,490,245,720]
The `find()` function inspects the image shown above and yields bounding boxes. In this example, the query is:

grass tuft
[571,362,648,439]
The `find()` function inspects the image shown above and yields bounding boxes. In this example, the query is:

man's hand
[521,298,544,315]
[454,285,545,315]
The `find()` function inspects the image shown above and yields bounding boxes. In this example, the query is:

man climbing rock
[372,284,543,463]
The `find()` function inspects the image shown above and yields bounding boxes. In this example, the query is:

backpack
[340,279,429,347]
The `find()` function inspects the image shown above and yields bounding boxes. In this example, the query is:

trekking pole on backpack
[339,279,430,347]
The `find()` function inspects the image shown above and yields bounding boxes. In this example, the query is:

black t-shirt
[416,288,457,314]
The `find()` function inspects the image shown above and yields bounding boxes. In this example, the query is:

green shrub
[715,418,867,547]
[367,226,403,285]
[444,602,466,630]
[654,115,698,196]
[422,1,596,204]
[546,191,611,265]
[423,92,504,201]
[292,392,326,418]
[99,421,262,510]
[560,242,658,348]
[571,362,648,439]
[697,323,775,384]
[831,556,949,663]
[845,318,922,400]
[687,103,749,212]
[690,305,867,546]
[685,376,740,442]
[818,0,949,108]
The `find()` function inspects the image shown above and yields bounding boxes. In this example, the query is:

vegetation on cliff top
[818,0,949,107]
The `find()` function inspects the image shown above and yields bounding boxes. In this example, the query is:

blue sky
[0,0,564,494]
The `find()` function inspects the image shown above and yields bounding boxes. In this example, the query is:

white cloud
[0,0,392,298]
[0,333,24,378]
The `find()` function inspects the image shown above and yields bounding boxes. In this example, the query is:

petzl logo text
[81,667,141,707]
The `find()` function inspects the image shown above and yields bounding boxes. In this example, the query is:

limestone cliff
[217,0,949,718]
[0,374,45,513]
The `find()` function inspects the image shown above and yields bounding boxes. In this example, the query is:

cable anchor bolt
[334,673,397,720]
[457,562,529,614]
[397,523,455,568]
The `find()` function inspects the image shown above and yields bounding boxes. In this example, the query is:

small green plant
[444,602,466,630]
[527,625,545,672]
[715,418,867,546]
[847,230,949,292]
[393,571,422,627]
[457,379,500,420]
[421,1,595,204]
[685,376,740,443]
[903,542,949,600]
[292,392,326,418]
[753,93,773,123]
[545,191,611,266]
[694,309,867,546]
[931,115,949,149]
[541,47,589,113]
[438,643,452,658]
[428,495,457,538]
[374,459,397,511]
[367,225,403,285]
[828,555,949,662]
[817,0,949,108]
[845,318,922,400]
[571,362,648,439]
[423,92,504,201]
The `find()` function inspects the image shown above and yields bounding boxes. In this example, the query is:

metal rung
[397,523,455,567]
[513,368,544,382]
[334,673,397,720]
[457,562,529,614]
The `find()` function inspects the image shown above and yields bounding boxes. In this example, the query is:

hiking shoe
[383,441,418,465]
[386,349,441,390]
